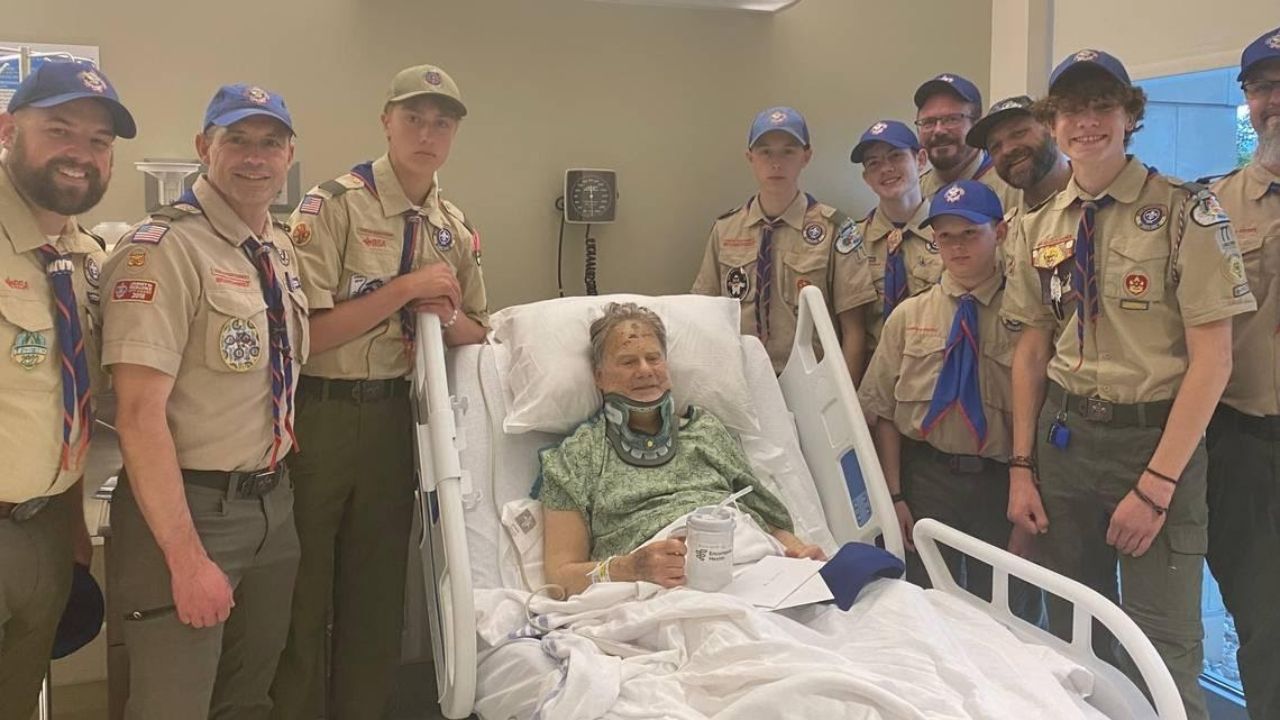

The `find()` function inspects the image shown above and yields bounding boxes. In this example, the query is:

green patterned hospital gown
[536,407,794,561]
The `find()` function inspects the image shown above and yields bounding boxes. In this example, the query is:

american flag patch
[130,224,168,244]
[298,194,324,215]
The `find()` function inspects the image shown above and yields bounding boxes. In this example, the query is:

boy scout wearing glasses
[913,73,1019,212]
[1002,50,1255,720]
[1202,26,1280,720]
[103,84,307,719]
[270,64,487,720]
[0,61,134,718]
[692,106,876,378]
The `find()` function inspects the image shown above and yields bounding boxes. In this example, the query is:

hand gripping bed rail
[912,518,1186,720]
[778,285,905,560]
[411,313,477,718]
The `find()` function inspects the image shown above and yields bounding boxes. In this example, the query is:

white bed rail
[913,519,1186,720]
[411,313,476,719]
[778,285,905,560]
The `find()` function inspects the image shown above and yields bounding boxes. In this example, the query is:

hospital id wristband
[586,556,615,585]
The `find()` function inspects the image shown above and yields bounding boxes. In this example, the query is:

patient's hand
[618,538,687,588]
[784,544,827,561]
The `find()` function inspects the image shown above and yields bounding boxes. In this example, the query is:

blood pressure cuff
[818,542,905,611]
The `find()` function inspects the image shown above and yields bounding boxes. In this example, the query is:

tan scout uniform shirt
[859,271,1016,460]
[291,155,487,380]
[691,191,876,372]
[0,168,105,502]
[1002,157,1257,404]
[1212,162,1280,417]
[100,176,309,472]
[858,201,940,353]
[920,150,1020,212]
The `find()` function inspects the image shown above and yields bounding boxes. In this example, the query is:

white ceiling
[585,0,801,13]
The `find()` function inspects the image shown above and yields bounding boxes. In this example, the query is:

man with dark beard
[967,96,1071,213]
[0,59,135,717]
[1203,25,1280,720]
[913,73,1018,211]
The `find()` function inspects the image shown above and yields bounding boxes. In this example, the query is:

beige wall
[6,0,991,310]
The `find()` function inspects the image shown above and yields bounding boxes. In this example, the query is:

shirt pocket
[894,333,945,403]
[981,338,1015,411]
[781,250,827,308]
[1236,231,1265,287]
[341,246,400,302]
[1104,236,1170,304]
[719,246,758,302]
[0,292,57,390]
[204,290,268,374]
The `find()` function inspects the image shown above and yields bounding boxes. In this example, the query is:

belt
[182,462,286,499]
[906,439,1003,475]
[298,375,411,403]
[1217,404,1280,442]
[0,496,53,522]
[1048,382,1172,428]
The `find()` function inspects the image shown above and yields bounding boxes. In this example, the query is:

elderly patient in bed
[536,302,825,597]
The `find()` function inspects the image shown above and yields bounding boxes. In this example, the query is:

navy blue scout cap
[1049,49,1132,92]
[923,180,1005,227]
[6,60,136,139]
[52,564,105,659]
[913,73,983,110]
[850,120,920,163]
[748,106,809,147]
[1238,27,1280,81]
[203,84,295,134]
[966,95,1034,150]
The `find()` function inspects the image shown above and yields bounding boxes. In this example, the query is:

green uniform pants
[1206,405,1280,720]
[0,489,75,720]
[112,470,299,720]
[270,381,416,720]
[1036,401,1209,720]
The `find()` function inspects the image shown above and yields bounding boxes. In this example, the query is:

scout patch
[10,330,48,369]
[358,228,392,249]
[1031,235,1075,269]
[1269,31,1280,50]
[725,267,750,299]
[291,222,312,246]
[219,318,262,372]
[802,222,825,245]
[943,185,965,203]
[1191,193,1230,227]
[298,194,325,216]
[834,220,861,255]
[83,256,100,287]
[722,237,755,248]
[1119,299,1149,311]
[924,237,940,254]
[111,279,157,303]
[1134,205,1167,232]
[4,277,28,291]
[1216,226,1239,255]
[130,224,168,245]
[1001,318,1024,332]
[435,227,454,250]
[287,273,302,292]
[1123,271,1149,297]
[213,269,252,289]
[79,70,106,94]
[1224,254,1246,283]
[869,122,887,135]
[277,246,290,266]
[87,290,100,305]
[348,274,386,298]
[246,86,269,104]
[425,70,443,86]
[1233,283,1250,298]
[797,278,812,292]
[126,248,147,269]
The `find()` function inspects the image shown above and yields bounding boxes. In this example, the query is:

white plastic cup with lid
[683,505,736,592]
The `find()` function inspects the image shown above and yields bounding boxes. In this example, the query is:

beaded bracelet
[442,307,460,329]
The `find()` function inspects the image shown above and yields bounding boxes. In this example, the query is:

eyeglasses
[1242,79,1280,100]
[914,113,974,131]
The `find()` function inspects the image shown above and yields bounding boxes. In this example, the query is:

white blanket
[475,580,1109,720]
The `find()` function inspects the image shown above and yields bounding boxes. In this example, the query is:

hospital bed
[408,286,1188,720]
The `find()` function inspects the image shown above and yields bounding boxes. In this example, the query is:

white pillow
[490,294,759,435]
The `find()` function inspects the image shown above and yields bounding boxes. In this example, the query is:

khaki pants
[1035,401,1209,720]
[111,470,299,720]
[0,490,75,720]
[1206,405,1280,720]
[270,383,416,720]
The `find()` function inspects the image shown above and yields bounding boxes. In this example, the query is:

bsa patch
[3,277,28,290]
[348,274,385,298]
[130,224,168,245]
[111,279,157,303]
[722,237,755,248]
[287,273,302,292]
[1191,193,1230,227]
[10,331,48,369]
[87,290,100,305]
[435,227,454,250]
[834,220,862,255]
[84,256,100,287]
[126,248,147,269]
[1134,204,1167,231]
[802,222,825,245]
[213,269,252,288]
[246,86,269,104]
[869,122,887,135]
[725,267,750,299]
[425,70,443,86]
[291,222,312,246]
[298,194,325,216]
[924,237,940,254]
[943,185,965,203]
[1268,31,1280,50]
[1123,271,1149,297]
[769,110,787,125]
[79,70,107,94]
[219,317,262,372]
[1074,49,1099,62]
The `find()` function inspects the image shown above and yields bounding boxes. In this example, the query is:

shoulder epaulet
[440,198,474,233]
[318,179,350,197]
[147,201,201,224]
[1025,193,1055,213]
[1196,168,1240,185]
[828,208,853,229]
[78,224,106,251]
[716,205,742,221]
[1170,178,1212,200]
[271,218,291,233]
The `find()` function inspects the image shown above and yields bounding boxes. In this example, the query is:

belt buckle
[237,470,278,498]
[12,496,50,522]
[351,381,386,403]
[1084,397,1114,423]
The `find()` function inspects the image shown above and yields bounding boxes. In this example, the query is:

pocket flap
[1164,524,1207,556]
[720,246,758,267]
[1110,237,1170,262]
[0,293,54,331]
[205,289,266,319]
[783,249,827,274]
